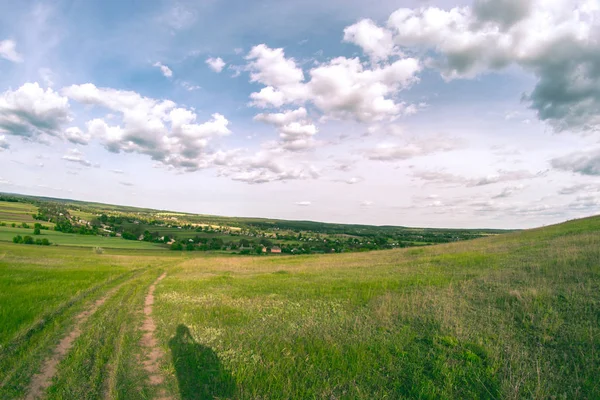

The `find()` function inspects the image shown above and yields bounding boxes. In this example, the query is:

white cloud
[0,135,9,150]
[206,57,226,73]
[216,148,320,184]
[366,136,462,161]
[0,82,70,141]
[39,68,55,87]
[413,169,542,187]
[111,169,124,174]
[360,200,374,207]
[558,183,600,195]
[384,0,600,132]
[492,184,525,199]
[254,107,319,151]
[295,201,312,206]
[246,44,421,122]
[153,62,173,78]
[62,148,94,167]
[63,127,91,145]
[0,39,23,63]
[63,83,231,171]
[180,81,201,91]
[551,148,600,176]
[343,19,396,62]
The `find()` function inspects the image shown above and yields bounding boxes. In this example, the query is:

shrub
[12,235,23,244]
[23,236,34,245]
[21,222,29,229]
[34,227,41,235]
[41,238,51,246]
[171,242,183,251]
[35,239,43,245]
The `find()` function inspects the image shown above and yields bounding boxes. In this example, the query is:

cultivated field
[0,216,598,399]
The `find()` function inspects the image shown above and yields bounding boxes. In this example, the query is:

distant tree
[171,242,183,251]
[33,227,41,235]
[186,242,195,251]
[255,246,263,255]
[35,239,43,245]
[11,223,16,228]
[23,235,34,244]
[13,235,23,243]
[41,238,51,246]
[21,222,29,229]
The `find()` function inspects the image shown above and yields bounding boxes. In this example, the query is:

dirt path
[140,272,172,399]
[25,283,124,400]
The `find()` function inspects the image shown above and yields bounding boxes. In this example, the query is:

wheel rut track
[24,269,146,400]
[140,272,172,400]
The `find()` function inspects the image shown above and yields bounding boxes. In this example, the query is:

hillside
[0,215,598,399]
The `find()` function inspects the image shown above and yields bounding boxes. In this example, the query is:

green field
[0,202,41,225]
[0,226,166,250]
[0,216,598,399]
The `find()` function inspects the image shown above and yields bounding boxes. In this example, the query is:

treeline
[13,235,51,246]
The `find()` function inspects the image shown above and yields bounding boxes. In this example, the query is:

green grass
[153,216,600,399]
[0,226,165,249]
[0,215,598,399]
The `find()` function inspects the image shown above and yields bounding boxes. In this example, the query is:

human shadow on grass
[169,324,236,400]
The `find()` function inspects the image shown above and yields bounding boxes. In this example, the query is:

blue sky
[1,0,599,228]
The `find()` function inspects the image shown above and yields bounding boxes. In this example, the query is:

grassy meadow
[0,226,165,249]
[0,215,598,399]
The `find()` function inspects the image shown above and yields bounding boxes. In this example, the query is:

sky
[0,0,599,229]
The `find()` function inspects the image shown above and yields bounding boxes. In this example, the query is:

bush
[21,222,29,229]
[171,242,183,251]
[41,238,51,246]
[23,236,34,245]
[35,239,43,245]
[34,227,41,235]
[13,235,23,244]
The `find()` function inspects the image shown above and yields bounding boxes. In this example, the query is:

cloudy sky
[0,0,599,229]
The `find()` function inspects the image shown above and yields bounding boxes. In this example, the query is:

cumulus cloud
[63,127,91,145]
[62,148,94,167]
[0,39,23,63]
[366,136,462,161]
[216,148,320,184]
[0,82,70,141]
[0,135,9,150]
[63,83,231,171]
[206,57,226,73]
[254,107,319,151]
[551,148,600,176]
[245,45,421,122]
[382,0,600,132]
[343,19,396,62]
[153,62,173,78]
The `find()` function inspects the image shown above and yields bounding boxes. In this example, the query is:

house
[261,246,267,253]
[271,246,282,254]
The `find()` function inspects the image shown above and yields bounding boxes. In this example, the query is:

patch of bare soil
[25,285,120,400]
[140,272,172,399]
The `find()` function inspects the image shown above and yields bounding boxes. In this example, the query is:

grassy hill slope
[154,216,600,399]
[0,215,598,399]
